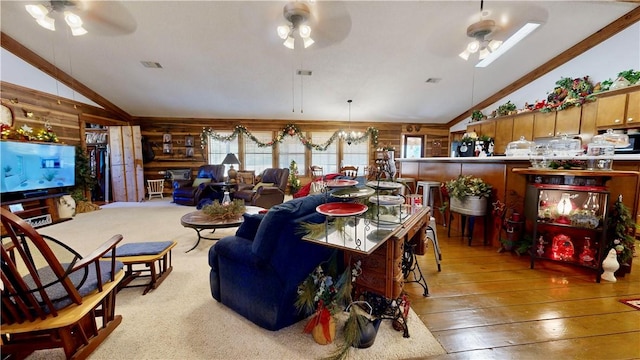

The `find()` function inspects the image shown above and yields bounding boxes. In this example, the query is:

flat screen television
[1,141,76,197]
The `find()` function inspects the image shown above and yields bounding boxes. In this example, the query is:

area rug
[26,199,446,359]
[619,298,640,310]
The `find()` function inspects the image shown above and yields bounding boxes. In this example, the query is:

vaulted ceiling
[1,1,639,126]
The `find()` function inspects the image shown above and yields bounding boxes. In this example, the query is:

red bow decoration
[303,301,333,342]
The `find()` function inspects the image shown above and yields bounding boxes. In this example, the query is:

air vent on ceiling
[425,78,441,84]
[297,69,312,76]
[141,61,163,69]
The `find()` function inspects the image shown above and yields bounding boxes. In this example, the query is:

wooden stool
[107,241,177,295]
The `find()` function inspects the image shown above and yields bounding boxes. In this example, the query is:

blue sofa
[208,194,339,331]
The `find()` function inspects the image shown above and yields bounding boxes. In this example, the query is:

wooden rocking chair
[1,208,125,360]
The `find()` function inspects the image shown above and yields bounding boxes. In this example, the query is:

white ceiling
[1,1,638,124]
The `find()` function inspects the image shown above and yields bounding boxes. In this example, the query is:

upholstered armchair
[173,165,226,206]
[233,168,289,209]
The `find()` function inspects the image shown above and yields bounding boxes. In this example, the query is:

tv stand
[1,193,70,235]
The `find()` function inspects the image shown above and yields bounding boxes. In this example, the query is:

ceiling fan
[24,1,136,37]
[459,0,543,67]
[273,1,352,50]
[458,0,503,61]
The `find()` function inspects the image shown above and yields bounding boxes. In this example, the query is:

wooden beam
[447,6,640,127]
[0,32,132,122]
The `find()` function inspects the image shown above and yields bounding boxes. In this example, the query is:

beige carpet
[28,198,446,360]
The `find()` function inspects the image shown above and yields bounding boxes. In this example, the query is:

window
[244,131,273,175]
[311,132,338,175]
[341,139,369,176]
[279,135,305,172]
[404,135,424,158]
[207,132,238,174]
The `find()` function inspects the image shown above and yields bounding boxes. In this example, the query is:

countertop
[397,154,640,162]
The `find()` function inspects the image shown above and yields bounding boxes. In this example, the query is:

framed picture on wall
[185,147,194,157]
[163,133,172,143]
[185,135,194,147]
[163,143,172,154]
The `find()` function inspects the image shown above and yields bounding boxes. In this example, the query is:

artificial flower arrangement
[444,175,492,200]
[201,199,246,221]
[295,253,362,346]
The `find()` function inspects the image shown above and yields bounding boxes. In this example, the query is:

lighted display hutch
[513,169,639,282]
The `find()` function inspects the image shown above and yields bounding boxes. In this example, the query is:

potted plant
[471,110,485,122]
[444,175,492,216]
[496,100,517,116]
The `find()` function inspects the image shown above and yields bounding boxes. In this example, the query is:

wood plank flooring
[407,225,640,359]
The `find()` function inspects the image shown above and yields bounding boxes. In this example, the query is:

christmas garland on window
[200,124,378,150]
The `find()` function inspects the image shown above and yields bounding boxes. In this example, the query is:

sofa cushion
[236,213,265,240]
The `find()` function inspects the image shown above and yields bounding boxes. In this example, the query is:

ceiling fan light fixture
[283,36,295,49]
[277,25,290,39]
[64,11,82,27]
[478,48,490,60]
[467,40,480,53]
[36,16,56,31]
[25,4,48,18]
[299,24,311,38]
[303,37,315,48]
[458,50,471,61]
[488,39,502,52]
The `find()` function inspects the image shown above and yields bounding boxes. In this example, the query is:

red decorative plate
[316,202,368,217]
[324,179,359,188]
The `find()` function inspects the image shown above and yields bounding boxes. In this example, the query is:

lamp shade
[221,153,240,166]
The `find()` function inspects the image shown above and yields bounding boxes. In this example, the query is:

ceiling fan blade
[307,1,351,49]
[74,0,137,36]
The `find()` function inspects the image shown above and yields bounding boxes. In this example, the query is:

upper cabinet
[512,113,534,142]
[494,117,513,155]
[596,93,627,127]
[626,91,639,127]
[533,112,556,139]
[595,88,639,129]
[555,106,582,136]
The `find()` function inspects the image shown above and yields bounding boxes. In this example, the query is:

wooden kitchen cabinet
[533,111,556,139]
[480,120,496,139]
[494,117,514,155]
[512,113,534,141]
[626,91,639,127]
[596,93,627,127]
[555,106,582,136]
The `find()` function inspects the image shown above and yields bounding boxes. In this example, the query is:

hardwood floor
[407,224,640,359]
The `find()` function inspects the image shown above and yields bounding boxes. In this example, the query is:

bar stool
[395,177,416,195]
[425,216,442,271]
[416,181,445,226]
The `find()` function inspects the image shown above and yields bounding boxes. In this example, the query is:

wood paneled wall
[1,82,127,147]
[135,117,449,182]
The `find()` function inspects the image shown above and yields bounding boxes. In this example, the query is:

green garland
[200,123,379,151]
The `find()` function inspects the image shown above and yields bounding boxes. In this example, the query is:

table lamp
[222,153,241,183]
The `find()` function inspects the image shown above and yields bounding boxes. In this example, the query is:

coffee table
[181,206,264,252]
